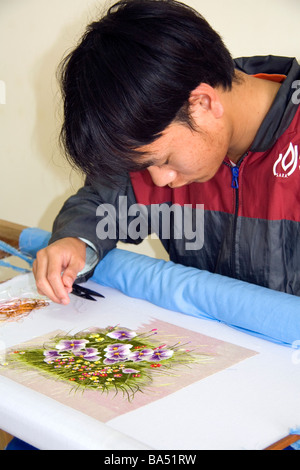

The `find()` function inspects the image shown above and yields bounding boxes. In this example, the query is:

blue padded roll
[92,248,300,347]
[18,228,300,347]
[5,437,38,451]
[19,228,51,259]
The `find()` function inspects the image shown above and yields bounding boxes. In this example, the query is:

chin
[193,177,209,183]
[194,171,218,183]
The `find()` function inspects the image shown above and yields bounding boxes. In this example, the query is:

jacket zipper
[224,152,248,276]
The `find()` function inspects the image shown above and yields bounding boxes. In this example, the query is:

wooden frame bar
[0,219,27,259]
[264,434,300,450]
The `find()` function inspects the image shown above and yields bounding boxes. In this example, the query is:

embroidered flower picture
[3,325,212,401]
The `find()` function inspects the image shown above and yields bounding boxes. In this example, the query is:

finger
[46,255,74,304]
[62,257,85,292]
[34,250,69,304]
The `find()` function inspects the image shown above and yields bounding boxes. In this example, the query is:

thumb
[62,273,76,292]
[62,260,83,291]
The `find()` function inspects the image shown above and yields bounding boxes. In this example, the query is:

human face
[139,120,231,188]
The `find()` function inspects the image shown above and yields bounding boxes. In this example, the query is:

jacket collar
[234,55,300,151]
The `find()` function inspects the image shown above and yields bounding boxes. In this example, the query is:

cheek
[191,138,227,176]
[204,128,229,161]
[172,126,229,175]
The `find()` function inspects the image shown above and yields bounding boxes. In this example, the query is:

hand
[32,237,87,304]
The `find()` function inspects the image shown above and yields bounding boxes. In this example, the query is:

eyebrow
[134,153,161,170]
[132,149,168,171]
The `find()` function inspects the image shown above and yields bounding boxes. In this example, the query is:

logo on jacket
[273,142,299,177]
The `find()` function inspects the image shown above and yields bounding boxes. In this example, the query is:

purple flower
[104,343,132,363]
[56,339,89,352]
[122,368,140,374]
[150,348,174,361]
[43,350,61,363]
[106,329,137,341]
[103,357,120,365]
[73,348,101,361]
[105,343,132,354]
[130,348,153,362]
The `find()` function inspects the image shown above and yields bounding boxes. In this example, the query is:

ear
[189,83,224,119]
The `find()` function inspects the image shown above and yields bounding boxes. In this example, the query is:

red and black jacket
[51,56,300,295]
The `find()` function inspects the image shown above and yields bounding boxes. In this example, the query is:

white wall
[1,0,300,258]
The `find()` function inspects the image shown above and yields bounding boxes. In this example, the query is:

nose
[147,166,177,187]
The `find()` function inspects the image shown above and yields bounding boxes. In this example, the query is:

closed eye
[136,153,170,170]
[155,156,170,168]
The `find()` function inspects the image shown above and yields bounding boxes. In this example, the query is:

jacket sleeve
[49,173,142,280]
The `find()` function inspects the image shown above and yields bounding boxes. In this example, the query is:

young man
[33,0,300,304]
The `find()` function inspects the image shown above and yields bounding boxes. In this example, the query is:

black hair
[59,0,235,182]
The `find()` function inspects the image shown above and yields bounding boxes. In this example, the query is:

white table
[0,273,299,450]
